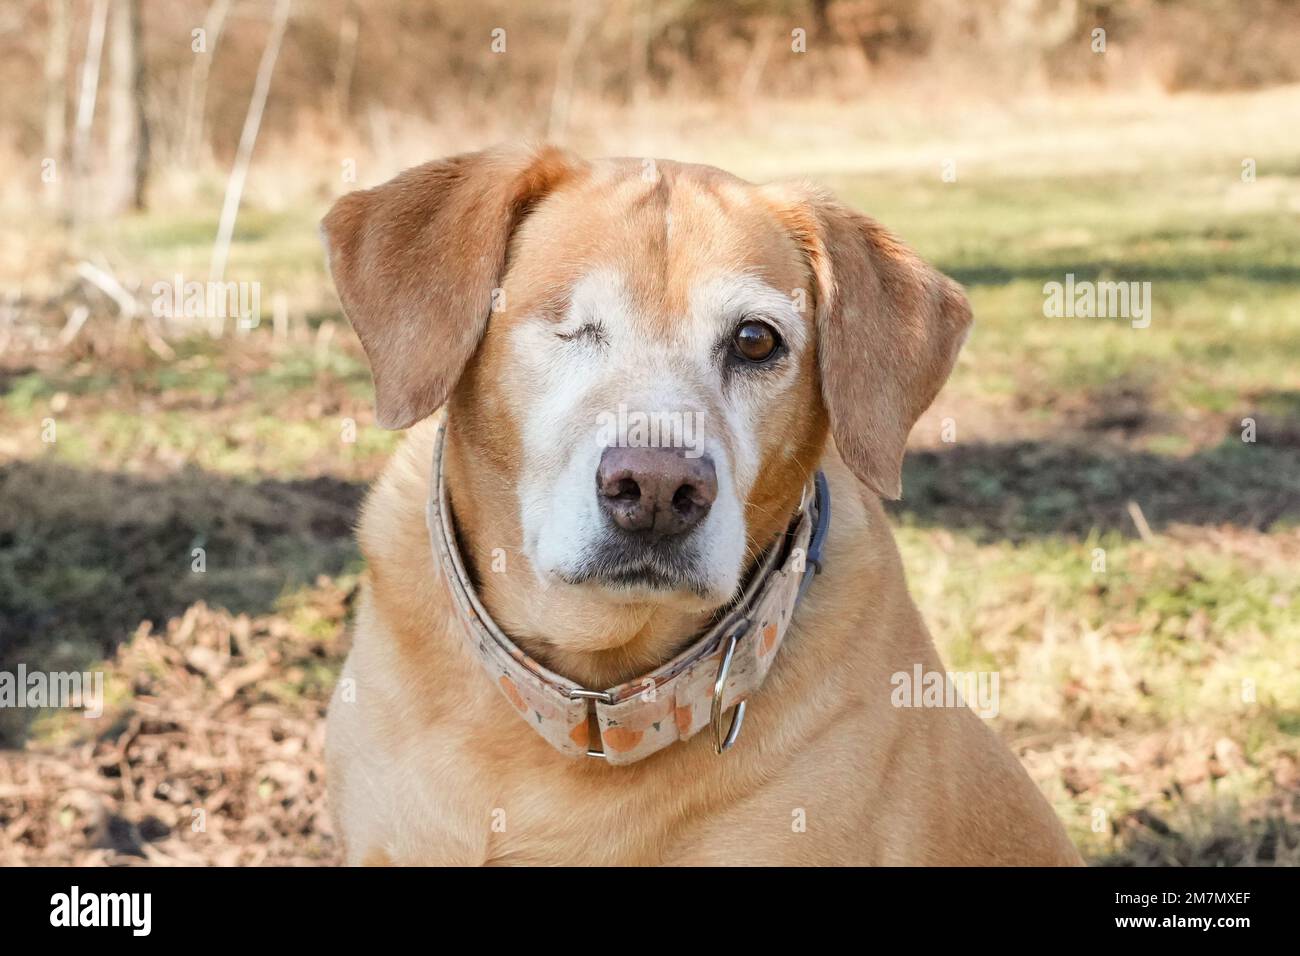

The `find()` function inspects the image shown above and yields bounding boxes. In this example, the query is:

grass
[831,167,1300,430]
[1,89,1297,865]
[894,511,1300,864]
[845,138,1300,863]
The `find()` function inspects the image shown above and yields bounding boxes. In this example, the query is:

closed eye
[556,321,608,347]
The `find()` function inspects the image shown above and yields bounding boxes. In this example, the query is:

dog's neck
[440,424,788,690]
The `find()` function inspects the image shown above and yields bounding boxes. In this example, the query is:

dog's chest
[471,761,700,866]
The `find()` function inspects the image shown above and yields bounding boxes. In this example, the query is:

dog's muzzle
[426,419,830,766]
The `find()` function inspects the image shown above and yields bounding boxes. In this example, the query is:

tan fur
[320,145,586,430]
[761,183,973,500]
[322,147,1082,866]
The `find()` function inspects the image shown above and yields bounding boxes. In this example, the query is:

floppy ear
[320,145,584,429]
[767,187,973,499]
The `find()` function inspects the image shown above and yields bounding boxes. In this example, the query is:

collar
[426,420,831,766]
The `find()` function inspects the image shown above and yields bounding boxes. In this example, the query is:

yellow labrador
[320,145,1081,866]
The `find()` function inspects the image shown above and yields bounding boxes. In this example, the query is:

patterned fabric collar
[425,421,831,766]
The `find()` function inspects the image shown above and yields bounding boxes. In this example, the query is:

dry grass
[0,595,345,866]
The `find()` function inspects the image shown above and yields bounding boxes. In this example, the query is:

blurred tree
[210,0,292,287]
[547,0,600,142]
[332,1,360,122]
[182,0,232,166]
[107,0,150,211]
[42,0,69,211]
[71,0,108,225]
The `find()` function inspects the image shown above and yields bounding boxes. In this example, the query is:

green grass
[829,166,1300,426]
[895,522,1300,862]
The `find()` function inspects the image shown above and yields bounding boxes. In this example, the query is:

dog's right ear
[762,184,972,500]
[320,145,585,429]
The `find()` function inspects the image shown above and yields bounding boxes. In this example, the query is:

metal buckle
[710,629,746,754]
[569,688,615,759]
[568,688,613,703]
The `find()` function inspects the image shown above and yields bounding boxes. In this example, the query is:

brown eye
[732,321,780,363]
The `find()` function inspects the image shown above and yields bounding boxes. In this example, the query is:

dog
[320,145,1082,866]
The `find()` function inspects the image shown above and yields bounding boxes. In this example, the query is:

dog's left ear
[320,144,585,429]
[765,186,973,499]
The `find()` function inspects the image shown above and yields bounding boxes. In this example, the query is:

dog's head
[322,145,970,624]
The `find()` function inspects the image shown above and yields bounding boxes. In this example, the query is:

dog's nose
[596,446,717,537]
